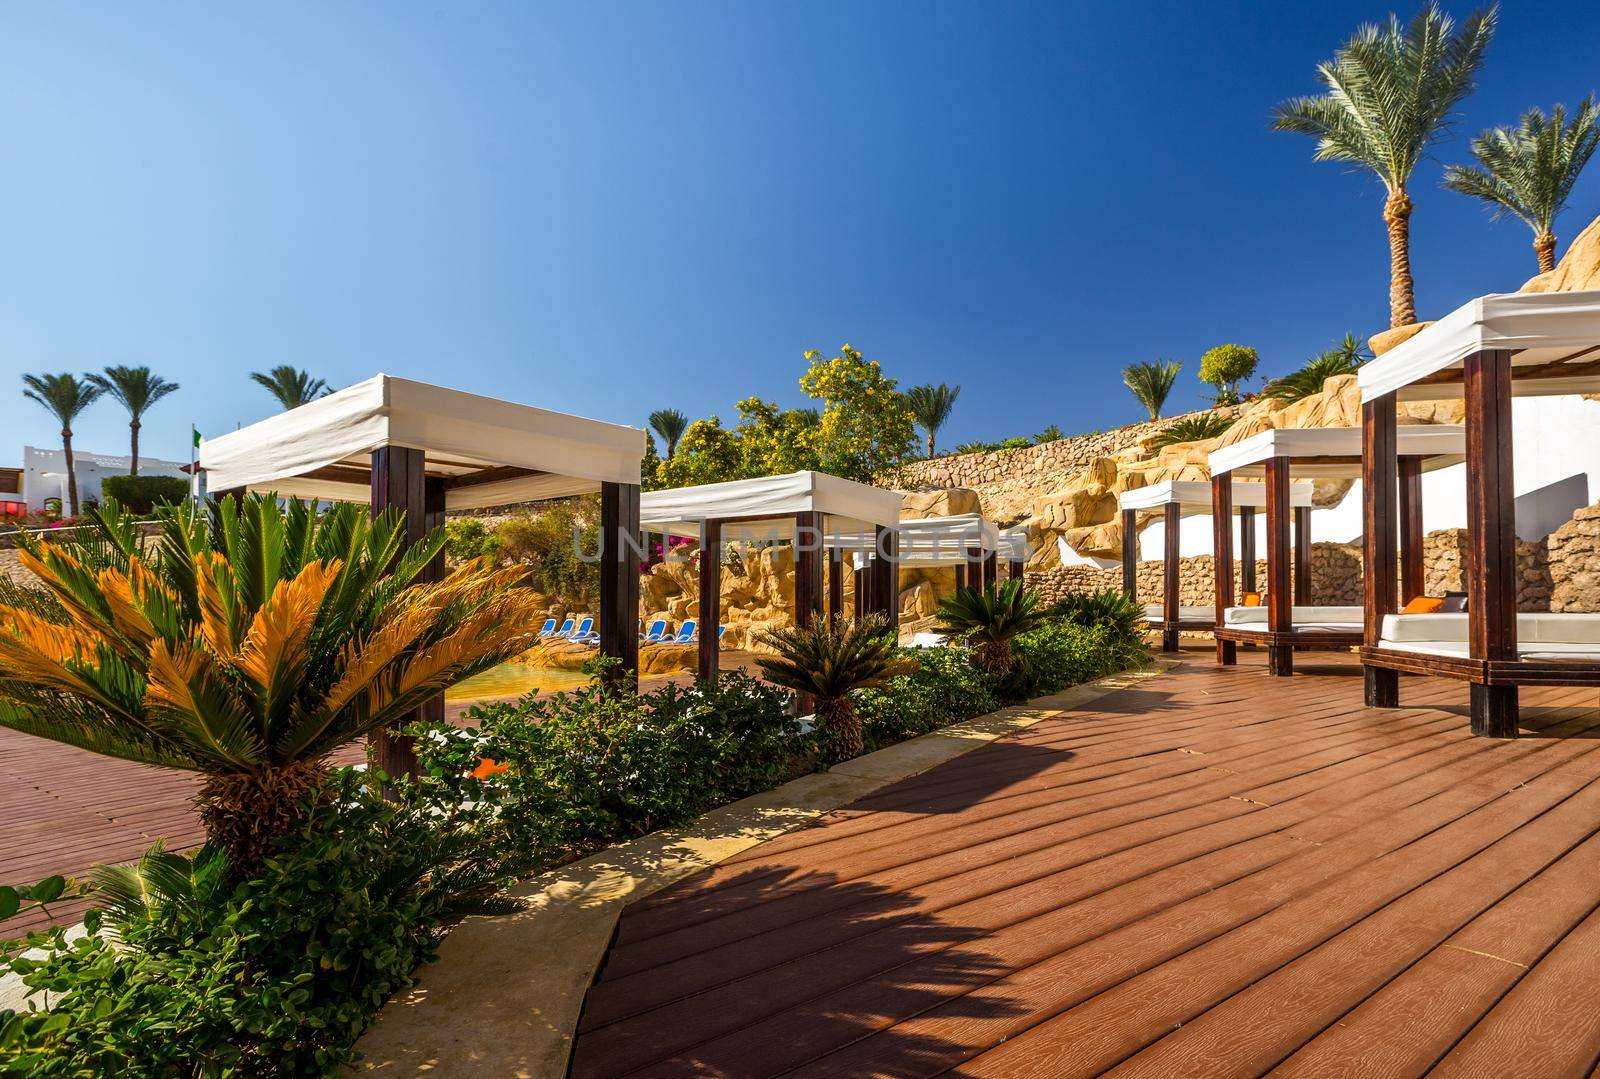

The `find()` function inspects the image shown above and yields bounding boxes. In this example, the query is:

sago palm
[1147,412,1233,450]
[756,613,905,761]
[904,383,961,458]
[649,409,690,459]
[250,365,329,410]
[0,495,546,878]
[1122,360,1183,420]
[1443,96,1600,273]
[1273,2,1496,328]
[936,579,1049,676]
[88,365,181,476]
[22,373,104,517]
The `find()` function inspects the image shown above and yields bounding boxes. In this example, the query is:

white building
[20,445,189,512]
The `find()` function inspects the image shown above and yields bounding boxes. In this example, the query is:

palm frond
[1122,360,1182,420]
[1147,413,1234,449]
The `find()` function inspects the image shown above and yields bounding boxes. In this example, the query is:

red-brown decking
[569,652,1600,1078]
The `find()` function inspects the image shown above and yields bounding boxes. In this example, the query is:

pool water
[446,662,592,702]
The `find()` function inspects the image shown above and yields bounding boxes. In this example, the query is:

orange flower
[468,757,511,780]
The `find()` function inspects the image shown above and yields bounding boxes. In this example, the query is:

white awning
[998,526,1029,563]
[1208,425,1466,479]
[1118,478,1314,514]
[1359,291,1600,402]
[639,471,901,543]
[199,374,645,510]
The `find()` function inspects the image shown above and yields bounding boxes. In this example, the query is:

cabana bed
[1118,478,1313,654]
[638,470,902,679]
[1359,289,1600,736]
[199,373,646,775]
[1208,424,1465,676]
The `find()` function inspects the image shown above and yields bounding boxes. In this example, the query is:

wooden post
[1212,475,1236,666]
[854,558,868,621]
[983,551,998,589]
[1239,506,1257,594]
[827,546,843,624]
[1265,456,1293,676]
[1398,455,1425,605]
[1121,508,1138,600]
[1008,559,1024,582]
[1464,349,1518,737]
[1363,394,1400,708]
[599,482,641,685]
[795,511,824,630]
[874,524,898,635]
[369,446,427,779]
[954,559,967,592]
[1162,501,1181,653]
[967,546,985,592]
[697,518,722,681]
[1293,505,1312,605]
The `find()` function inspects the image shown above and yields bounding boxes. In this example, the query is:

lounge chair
[640,618,670,643]
[535,618,559,637]
[671,620,697,645]
[562,617,594,642]
[550,617,575,640]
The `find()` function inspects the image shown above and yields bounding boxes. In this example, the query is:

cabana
[999,526,1029,581]
[1118,478,1313,654]
[199,373,646,775]
[1359,290,1600,736]
[638,471,902,680]
[1208,424,1465,676]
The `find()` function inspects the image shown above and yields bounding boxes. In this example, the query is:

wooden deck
[569,651,1600,1078]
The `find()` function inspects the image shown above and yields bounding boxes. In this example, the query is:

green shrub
[415,669,803,871]
[1051,588,1148,643]
[1147,412,1233,449]
[0,771,503,1075]
[442,518,501,563]
[1005,620,1148,700]
[97,474,187,513]
[493,501,601,607]
[856,645,999,750]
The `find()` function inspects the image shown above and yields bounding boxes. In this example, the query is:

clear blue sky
[3,1,1599,465]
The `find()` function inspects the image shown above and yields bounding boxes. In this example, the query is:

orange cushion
[1241,592,1263,607]
[1402,595,1445,614]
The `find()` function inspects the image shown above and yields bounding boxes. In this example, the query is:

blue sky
[3,1,1599,465]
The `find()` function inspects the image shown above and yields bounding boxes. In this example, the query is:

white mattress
[1144,604,1215,623]
[1373,640,1600,661]
[1223,606,1364,633]
[1382,612,1600,646]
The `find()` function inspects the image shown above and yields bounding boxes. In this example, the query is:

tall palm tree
[250,366,329,410]
[1122,360,1183,420]
[649,408,690,459]
[1443,96,1600,273]
[904,383,961,458]
[87,365,180,476]
[1273,2,1497,329]
[22,373,103,517]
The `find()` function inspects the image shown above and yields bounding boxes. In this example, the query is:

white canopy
[1118,478,1314,514]
[639,470,901,543]
[1359,290,1600,402]
[998,526,1029,563]
[199,374,645,511]
[1208,425,1466,480]
[843,515,1023,569]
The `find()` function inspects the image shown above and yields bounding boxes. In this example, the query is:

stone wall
[1029,541,1360,609]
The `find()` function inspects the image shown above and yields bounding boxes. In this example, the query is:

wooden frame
[1212,476,1236,666]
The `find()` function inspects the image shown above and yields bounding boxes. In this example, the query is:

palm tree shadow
[850,739,1077,816]
[1084,686,1189,715]
[571,864,1028,1078]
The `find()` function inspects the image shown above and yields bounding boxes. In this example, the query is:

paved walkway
[569,652,1600,1077]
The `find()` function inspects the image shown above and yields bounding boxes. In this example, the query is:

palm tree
[0,495,546,878]
[1443,96,1600,273]
[1122,360,1183,419]
[649,409,690,459]
[904,383,961,457]
[936,579,1050,675]
[87,365,180,476]
[1147,412,1235,449]
[250,366,329,410]
[22,373,104,517]
[756,614,905,761]
[1273,2,1496,329]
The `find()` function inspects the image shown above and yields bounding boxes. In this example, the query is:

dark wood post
[697,518,722,681]
[1162,501,1181,653]
[954,560,967,591]
[599,482,641,685]
[966,546,985,592]
[1464,349,1518,737]
[1212,475,1236,666]
[875,524,898,635]
[854,558,868,621]
[1121,508,1138,600]
[1398,455,1425,605]
[1008,559,1024,582]
[369,446,428,778]
[795,511,824,630]
[1363,394,1400,707]
[1264,456,1293,676]
[827,546,843,624]
[983,551,998,589]
[1293,505,1312,605]
[1239,506,1257,594]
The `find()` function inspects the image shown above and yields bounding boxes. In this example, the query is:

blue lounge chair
[640,618,670,643]
[563,617,593,642]
[671,620,697,645]
[551,617,575,640]
[535,618,558,637]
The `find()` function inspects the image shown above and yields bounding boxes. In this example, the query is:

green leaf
[0,886,19,920]
[30,876,66,904]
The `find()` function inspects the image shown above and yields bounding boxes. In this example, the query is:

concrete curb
[354,660,1172,1077]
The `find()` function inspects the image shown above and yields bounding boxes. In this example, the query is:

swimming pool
[445,662,592,702]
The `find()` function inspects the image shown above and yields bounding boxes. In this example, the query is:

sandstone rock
[899,487,982,519]
[1370,322,1435,356]
[1521,212,1600,293]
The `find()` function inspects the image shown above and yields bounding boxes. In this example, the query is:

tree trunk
[129,420,141,476]
[818,696,863,762]
[927,433,936,458]
[62,429,79,517]
[973,638,1013,676]
[1535,232,1557,274]
[197,762,330,883]
[1384,189,1417,329]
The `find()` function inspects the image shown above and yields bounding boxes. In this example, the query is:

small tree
[756,614,905,761]
[1197,344,1259,406]
[22,373,103,517]
[648,409,690,459]
[88,365,180,476]
[1122,360,1183,419]
[904,383,961,457]
[936,579,1049,676]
